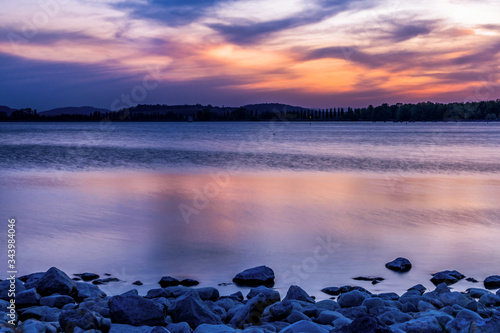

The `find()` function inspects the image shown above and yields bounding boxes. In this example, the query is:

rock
[430,270,465,286]
[40,295,75,308]
[193,324,234,332]
[385,258,412,272]
[316,300,340,311]
[337,306,368,320]
[167,322,192,333]
[434,282,450,294]
[132,281,143,286]
[337,315,391,333]
[21,273,45,289]
[158,276,180,288]
[59,308,101,332]
[439,292,472,307]
[484,275,500,289]
[286,310,310,324]
[445,309,486,332]
[16,319,49,333]
[333,317,352,330]
[407,284,426,295]
[283,285,314,303]
[74,282,106,301]
[352,277,384,285]
[361,297,384,311]
[170,291,222,328]
[465,288,491,298]
[74,273,100,282]
[479,293,500,307]
[321,287,340,296]
[337,291,370,308]
[247,286,280,304]
[194,287,219,301]
[0,278,25,300]
[108,324,168,332]
[79,298,110,318]
[377,309,411,326]
[229,293,274,328]
[393,316,443,333]
[109,295,166,326]
[268,301,295,320]
[92,277,120,285]
[339,286,372,295]
[17,306,61,322]
[375,293,399,301]
[146,286,192,299]
[233,266,275,287]
[16,288,41,308]
[466,277,478,283]
[36,267,76,296]
[278,320,329,333]
[121,289,139,297]
[316,310,344,325]
[180,279,199,287]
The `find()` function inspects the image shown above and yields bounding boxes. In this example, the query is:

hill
[40,106,110,116]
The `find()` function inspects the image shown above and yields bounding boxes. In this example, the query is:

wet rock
[166,322,191,333]
[229,293,274,328]
[192,324,233,332]
[132,281,143,286]
[337,315,391,333]
[393,316,443,333]
[445,309,486,332]
[479,293,500,307]
[466,277,478,283]
[279,320,329,333]
[92,278,120,285]
[193,287,219,301]
[16,288,41,308]
[377,309,411,326]
[385,258,412,273]
[484,275,500,289]
[352,277,384,285]
[247,286,280,304]
[40,295,75,308]
[321,287,340,296]
[430,270,465,286]
[17,306,61,322]
[0,278,25,300]
[465,288,491,299]
[21,273,45,290]
[74,282,106,301]
[74,273,100,282]
[316,299,340,311]
[158,277,180,288]
[36,267,76,296]
[180,279,199,287]
[233,266,275,287]
[59,308,101,332]
[283,285,314,303]
[109,295,166,326]
[316,310,344,325]
[407,284,426,295]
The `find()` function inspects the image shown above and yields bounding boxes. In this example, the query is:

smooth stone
[17,319,57,333]
[286,310,310,324]
[36,267,76,296]
[0,279,25,300]
[283,285,314,303]
[59,308,101,332]
[385,257,412,272]
[377,309,411,326]
[74,282,106,301]
[158,277,180,288]
[121,290,139,297]
[321,287,340,296]
[79,298,111,318]
[229,291,244,302]
[278,320,328,333]
[339,286,372,295]
[414,310,454,327]
[337,306,368,320]
[466,277,478,283]
[337,291,370,308]
[316,310,344,325]
[375,292,399,301]
[315,300,339,311]
[268,301,295,320]
[215,298,237,312]
[146,286,191,299]
[40,295,75,308]
[108,324,170,333]
[166,322,191,333]
[21,273,45,290]
[194,287,219,301]
[247,286,280,304]
[479,293,500,307]
[407,284,427,295]
[466,288,492,299]
[430,270,465,286]
[333,316,352,329]
[417,300,437,312]
[16,288,41,308]
[484,275,500,289]
[361,298,384,311]
[75,273,100,282]
[434,282,450,294]
[169,291,222,328]
[439,292,473,307]
[92,278,120,285]
[337,315,391,333]
[445,309,486,332]
[233,266,275,287]
[132,281,143,286]
[180,279,199,287]
[109,295,166,326]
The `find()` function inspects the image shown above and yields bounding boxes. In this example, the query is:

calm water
[1,122,500,299]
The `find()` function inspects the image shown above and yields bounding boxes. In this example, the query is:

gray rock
[59,308,101,332]
[74,282,106,301]
[158,276,180,288]
[337,291,370,308]
[233,266,275,287]
[385,257,412,272]
[16,288,41,308]
[278,320,329,333]
[180,279,199,287]
[430,270,465,286]
[169,291,222,328]
[75,273,100,282]
[40,295,75,308]
[283,285,314,303]
[247,286,280,304]
[109,295,166,326]
[484,275,500,289]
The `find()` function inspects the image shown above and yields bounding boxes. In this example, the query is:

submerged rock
[233,266,275,287]
[321,287,341,296]
[385,258,412,273]
[180,279,199,287]
[431,270,465,286]
[74,273,100,281]
[484,275,500,289]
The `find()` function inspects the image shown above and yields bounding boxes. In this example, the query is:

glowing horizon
[1,0,499,110]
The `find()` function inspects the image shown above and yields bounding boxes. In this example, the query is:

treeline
[2,100,500,122]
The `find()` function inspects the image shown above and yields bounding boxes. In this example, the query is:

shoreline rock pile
[0,261,499,332]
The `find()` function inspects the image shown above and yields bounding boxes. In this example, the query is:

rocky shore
[1,259,500,332]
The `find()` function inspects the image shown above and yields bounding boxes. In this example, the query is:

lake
[1,121,500,299]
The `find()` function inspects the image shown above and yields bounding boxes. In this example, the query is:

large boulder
[385,258,412,272]
[232,266,275,287]
[109,295,166,326]
[169,291,222,328]
[283,285,314,303]
[430,270,465,286]
[36,267,76,296]
[59,308,101,332]
[484,275,500,289]
[321,287,341,296]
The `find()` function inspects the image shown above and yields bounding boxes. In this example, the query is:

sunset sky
[1,0,500,110]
